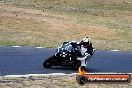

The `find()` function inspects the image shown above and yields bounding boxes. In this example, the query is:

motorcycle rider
[77,37,95,71]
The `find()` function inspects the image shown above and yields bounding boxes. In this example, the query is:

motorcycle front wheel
[43,55,55,68]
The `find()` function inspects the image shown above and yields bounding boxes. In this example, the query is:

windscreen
[57,42,73,53]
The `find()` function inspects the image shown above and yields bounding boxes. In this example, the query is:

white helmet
[82,37,91,43]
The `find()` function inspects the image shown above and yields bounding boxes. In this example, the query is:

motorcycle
[43,41,94,69]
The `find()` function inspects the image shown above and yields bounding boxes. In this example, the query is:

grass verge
[0,0,132,51]
[0,75,132,88]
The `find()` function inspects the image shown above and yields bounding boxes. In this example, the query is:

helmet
[82,37,91,43]
[81,37,91,48]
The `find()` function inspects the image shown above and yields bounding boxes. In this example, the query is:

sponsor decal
[76,66,131,85]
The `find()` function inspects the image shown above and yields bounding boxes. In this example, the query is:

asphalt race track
[0,46,132,76]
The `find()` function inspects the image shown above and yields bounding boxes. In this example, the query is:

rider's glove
[85,53,91,57]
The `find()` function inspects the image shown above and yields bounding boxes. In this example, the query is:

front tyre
[43,55,55,68]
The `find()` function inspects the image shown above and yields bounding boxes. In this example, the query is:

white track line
[11,46,44,48]
[3,73,78,78]
[2,73,132,78]
[36,47,44,49]
[110,50,120,51]
[12,46,21,48]
[1,45,121,52]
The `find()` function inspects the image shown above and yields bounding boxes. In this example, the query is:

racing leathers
[77,41,95,70]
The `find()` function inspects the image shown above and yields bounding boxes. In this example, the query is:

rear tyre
[43,55,55,68]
